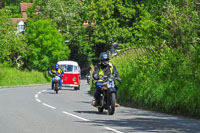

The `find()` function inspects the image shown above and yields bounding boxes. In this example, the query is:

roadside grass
[0,64,51,87]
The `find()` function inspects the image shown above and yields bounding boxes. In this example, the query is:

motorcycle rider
[49,64,64,90]
[86,70,91,84]
[92,52,122,107]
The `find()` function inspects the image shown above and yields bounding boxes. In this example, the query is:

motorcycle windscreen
[107,81,115,88]
[107,81,116,92]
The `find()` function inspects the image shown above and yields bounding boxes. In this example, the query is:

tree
[0,9,27,67]
[83,0,137,56]
[25,19,70,71]
[27,0,137,68]
[2,0,33,6]
[28,0,95,71]
[133,0,200,51]
[3,5,23,18]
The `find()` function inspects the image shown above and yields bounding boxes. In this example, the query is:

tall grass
[0,64,51,87]
[112,47,200,119]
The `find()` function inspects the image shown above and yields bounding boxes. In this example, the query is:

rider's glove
[116,78,122,83]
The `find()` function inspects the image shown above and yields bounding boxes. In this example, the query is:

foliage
[25,19,70,71]
[112,46,200,118]
[0,9,27,67]
[134,1,200,51]
[26,0,138,70]
[27,0,94,72]
[3,5,23,18]
[2,0,33,6]
[111,0,200,118]
[83,0,137,57]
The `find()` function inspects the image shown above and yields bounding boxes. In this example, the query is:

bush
[112,47,200,118]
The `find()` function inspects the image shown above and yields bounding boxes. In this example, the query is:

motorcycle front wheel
[87,78,90,84]
[107,93,116,115]
[55,83,59,94]
[98,107,104,113]
[98,97,104,113]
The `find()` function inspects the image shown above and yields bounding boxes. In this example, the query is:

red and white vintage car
[57,61,81,90]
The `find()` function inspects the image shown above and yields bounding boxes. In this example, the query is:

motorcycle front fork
[100,93,108,109]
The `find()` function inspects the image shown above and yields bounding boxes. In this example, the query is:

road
[0,80,200,133]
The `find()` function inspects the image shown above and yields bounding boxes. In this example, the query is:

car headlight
[73,77,76,81]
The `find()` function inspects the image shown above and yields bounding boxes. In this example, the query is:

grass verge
[0,64,51,87]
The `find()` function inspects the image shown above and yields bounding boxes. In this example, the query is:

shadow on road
[87,108,200,132]
[75,110,107,115]
[90,117,200,132]
[46,88,76,91]
[77,101,92,104]
[60,88,76,91]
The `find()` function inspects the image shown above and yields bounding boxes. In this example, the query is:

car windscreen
[59,65,78,73]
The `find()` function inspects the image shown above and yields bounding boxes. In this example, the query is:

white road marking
[41,90,47,92]
[35,90,47,102]
[104,127,124,133]
[62,111,90,121]
[35,94,38,98]
[42,103,56,109]
[35,89,122,133]
[36,98,41,103]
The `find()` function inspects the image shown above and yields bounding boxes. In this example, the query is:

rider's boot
[92,100,99,107]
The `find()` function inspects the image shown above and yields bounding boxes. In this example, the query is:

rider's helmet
[55,64,59,71]
[99,52,109,66]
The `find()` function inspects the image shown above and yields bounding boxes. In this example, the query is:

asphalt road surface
[0,80,200,133]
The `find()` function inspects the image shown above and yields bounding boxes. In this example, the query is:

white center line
[35,89,123,133]
[42,103,56,109]
[62,111,90,121]
[104,127,124,133]
[36,98,41,103]
[35,90,47,103]
[41,90,47,92]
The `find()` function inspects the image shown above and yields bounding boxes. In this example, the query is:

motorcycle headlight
[102,83,107,87]
[55,76,60,81]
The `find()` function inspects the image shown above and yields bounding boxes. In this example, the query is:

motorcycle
[53,72,62,94]
[94,74,117,115]
[86,74,91,84]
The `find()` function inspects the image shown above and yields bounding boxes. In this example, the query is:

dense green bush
[112,46,200,118]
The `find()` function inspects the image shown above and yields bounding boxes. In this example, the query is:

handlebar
[52,74,63,77]
[98,74,115,81]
